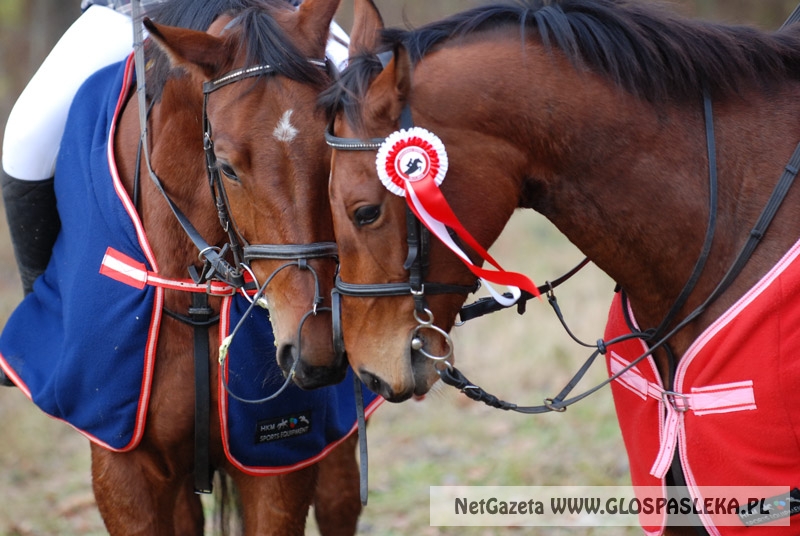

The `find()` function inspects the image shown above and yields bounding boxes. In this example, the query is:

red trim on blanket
[109,54,159,272]
[102,54,159,452]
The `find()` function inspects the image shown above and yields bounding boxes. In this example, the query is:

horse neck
[415,38,800,348]
[547,84,800,343]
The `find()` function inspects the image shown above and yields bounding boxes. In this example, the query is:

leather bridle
[134,15,339,295]
[200,63,339,297]
[326,99,480,364]
[131,8,340,493]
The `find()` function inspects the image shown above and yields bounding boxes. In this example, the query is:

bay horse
[322,0,800,533]
[0,0,369,534]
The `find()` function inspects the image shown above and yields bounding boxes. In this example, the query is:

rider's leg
[1,5,132,289]
[1,172,60,297]
[0,172,58,388]
[0,173,58,386]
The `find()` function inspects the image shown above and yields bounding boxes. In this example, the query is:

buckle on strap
[662,390,690,413]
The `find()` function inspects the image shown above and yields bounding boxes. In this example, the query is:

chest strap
[100,247,236,296]
[608,352,756,479]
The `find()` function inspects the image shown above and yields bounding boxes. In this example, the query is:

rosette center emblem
[395,146,430,182]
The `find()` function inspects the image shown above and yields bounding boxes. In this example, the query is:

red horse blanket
[0,56,382,474]
[605,238,800,534]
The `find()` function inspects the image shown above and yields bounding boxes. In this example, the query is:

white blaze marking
[273,110,299,142]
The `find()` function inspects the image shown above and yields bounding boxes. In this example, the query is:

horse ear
[295,0,342,52]
[349,0,384,56]
[143,18,229,79]
[364,44,411,129]
[392,45,412,103]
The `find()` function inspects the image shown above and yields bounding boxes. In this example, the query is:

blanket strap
[191,292,214,494]
[353,375,369,505]
[100,247,236,296]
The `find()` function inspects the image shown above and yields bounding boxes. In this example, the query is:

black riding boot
[1,170,61,386]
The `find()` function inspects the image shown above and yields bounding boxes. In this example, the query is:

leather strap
[782,4,800,28]
[649,91,718,341]
[458,257,591,322]
[353,374,369,506]
[191,292,214,494]
[334,276,477,297]
[243,242,338,262]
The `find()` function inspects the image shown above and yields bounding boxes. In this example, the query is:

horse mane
[321,0,800,128]
[146,0,328,101]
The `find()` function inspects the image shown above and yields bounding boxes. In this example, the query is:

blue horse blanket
[0,56,381,471]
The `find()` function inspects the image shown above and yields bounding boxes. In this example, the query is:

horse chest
[603,238,800,534]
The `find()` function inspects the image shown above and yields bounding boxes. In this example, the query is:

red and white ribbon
[376,127,539,305]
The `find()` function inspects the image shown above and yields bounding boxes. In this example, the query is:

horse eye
[218,162,240,182]
[353,205,381,227]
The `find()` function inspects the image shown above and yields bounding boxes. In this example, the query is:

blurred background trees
[341,0,800,29]
[0,0,798,159]
[0,1,77,138]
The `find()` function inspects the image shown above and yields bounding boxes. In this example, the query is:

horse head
[323,0,523,401]
[130,0,346,389]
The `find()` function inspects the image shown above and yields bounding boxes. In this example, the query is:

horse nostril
[359,370,414,402]
[277,344,297,377]
[370,376,382,393]
[371,373,386,396]
[359,370,391,399]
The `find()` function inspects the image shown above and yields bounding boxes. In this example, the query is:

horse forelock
[323,0,800,126]
[319,51,388,134]
[234,6,330,88]
[145,0,328,101]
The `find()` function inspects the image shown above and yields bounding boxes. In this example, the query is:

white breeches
[2,5,349,182]
[2,6,134,181]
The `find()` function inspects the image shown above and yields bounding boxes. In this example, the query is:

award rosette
[376,128,448,196]
[375,127,539,305]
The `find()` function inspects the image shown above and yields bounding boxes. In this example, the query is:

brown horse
[111,1,363,533]
[322,0,800,533]
[3,0,363,534]
[128,0,349,390]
